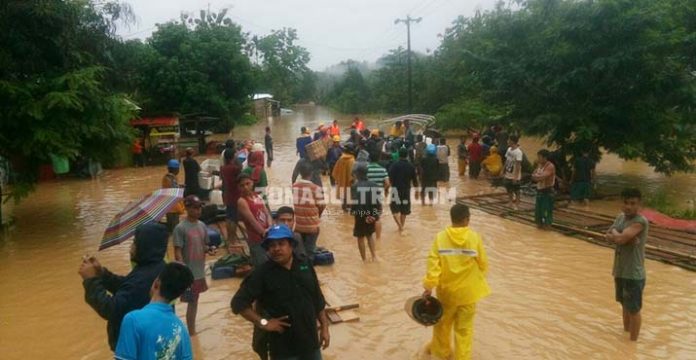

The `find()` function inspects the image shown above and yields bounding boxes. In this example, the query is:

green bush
[644,191,696,220]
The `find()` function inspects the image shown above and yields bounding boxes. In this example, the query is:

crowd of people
[78,118,647,360]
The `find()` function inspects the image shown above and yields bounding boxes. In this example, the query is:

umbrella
[99,188,184,251]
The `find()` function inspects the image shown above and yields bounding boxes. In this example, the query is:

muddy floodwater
[0,106,694,359]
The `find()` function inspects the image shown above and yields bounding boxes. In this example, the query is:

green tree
[370,48,409,114]
[329,67,372,114]
[135,9,255,130]
[0,0,137,201]
[435,0,695,173]
[255,28,314,104]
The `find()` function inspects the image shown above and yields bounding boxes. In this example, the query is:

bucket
[209,189,223,205]
[201,159,220,173]
[198,172,213,190]
[50,154,70,175]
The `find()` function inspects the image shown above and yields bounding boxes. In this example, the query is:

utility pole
[395,15,421,114]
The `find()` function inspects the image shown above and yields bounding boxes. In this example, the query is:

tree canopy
[320,0,695,173]
[0,0,137,198]
[252,28,314,105]
[132,9,255,129]
[0,2,318,201]
[446,0,695,173]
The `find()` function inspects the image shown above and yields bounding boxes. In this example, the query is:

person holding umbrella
[79,222,169,351]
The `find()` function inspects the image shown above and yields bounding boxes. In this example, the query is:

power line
[421,0,455,19]
[394,15,422,113]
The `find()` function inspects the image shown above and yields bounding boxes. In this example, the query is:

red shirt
[241,195,269,243]
[132,141,143,154]
[467,142,483,162]
[220,162,241,206]
[329,125,340,136]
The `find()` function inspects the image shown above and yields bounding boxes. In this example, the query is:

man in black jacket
[232,224,330,360]
[388,148,419,233]
[78,222,168,350]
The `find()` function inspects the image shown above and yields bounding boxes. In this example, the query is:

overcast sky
[117,0,499,71]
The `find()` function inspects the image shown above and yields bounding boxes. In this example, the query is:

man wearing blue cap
[232,224,330,360]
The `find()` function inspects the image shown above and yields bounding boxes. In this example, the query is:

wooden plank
[459,193,695,271]
[321,286,360,324]
[335,310,360,323]
[328,303,359,312]
[457,192,508,201]
[326,310,342,323]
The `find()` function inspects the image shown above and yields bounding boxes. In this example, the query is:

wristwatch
[258,318,268,328]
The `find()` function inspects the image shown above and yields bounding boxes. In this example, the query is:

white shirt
[504,147,523,180]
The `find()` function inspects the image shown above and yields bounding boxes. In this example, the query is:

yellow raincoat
[423,226,491,360]
[481,152,503,177]
[331,153,355,188]
[390,125,404,138]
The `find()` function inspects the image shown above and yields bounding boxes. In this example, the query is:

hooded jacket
[331,153,355,187]
[423,226,491,306]
[351,149,370,173]
[83,223,168,350]
[481,151,503,176]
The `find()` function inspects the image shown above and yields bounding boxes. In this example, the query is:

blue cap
[261,224,296,249]
[167,159,180,169]
[426,143,437,155]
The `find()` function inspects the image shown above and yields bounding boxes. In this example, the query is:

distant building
[252,93,280,121]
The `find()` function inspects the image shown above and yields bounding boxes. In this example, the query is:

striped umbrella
[99,188,184,251]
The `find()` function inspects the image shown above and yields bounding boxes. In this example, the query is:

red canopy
[130,117,178,127]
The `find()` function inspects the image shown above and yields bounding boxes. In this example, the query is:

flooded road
[0,106,694,359]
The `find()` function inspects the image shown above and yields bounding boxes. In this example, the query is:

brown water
[1,106,694,359]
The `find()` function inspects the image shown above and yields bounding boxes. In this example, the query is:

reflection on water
[0,106,694,359]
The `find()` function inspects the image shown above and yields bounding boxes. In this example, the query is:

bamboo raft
[457,192,696,271]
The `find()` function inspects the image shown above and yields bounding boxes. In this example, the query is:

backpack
[211,253,252,279]
[313,247,335,266]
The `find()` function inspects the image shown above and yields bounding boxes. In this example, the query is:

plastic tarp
[641,208,696,233]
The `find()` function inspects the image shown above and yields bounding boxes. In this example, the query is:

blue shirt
[115,302,192,360]
[296,136,312,158]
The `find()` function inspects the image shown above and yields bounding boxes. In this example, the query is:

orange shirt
[162,173,185,214]
[356,120,365,131]
[329,125,340,137]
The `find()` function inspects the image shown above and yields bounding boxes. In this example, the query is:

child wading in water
[350,165,381,262]
[174,195,215,335]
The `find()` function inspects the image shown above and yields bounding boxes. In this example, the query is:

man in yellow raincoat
[422,204,491,360]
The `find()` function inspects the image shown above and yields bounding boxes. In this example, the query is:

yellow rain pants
[423,226,491,360]
[430,303,476,360]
